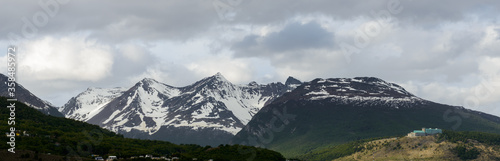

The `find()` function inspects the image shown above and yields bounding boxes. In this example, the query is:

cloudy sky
[1,0,500,116]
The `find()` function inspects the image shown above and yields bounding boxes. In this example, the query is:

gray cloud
[234,0,500,26]
[1,0,219,43]
[1,0,500,117]
[263,22,334,52]
[2,0,499,43]
[232,21,334,57]
[496,28,500,40]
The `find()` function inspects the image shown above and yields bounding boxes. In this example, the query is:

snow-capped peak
[303,77,413,97]
[272,77,425,108]
[211,72,229,83]
[140,78,158,84]
[60,87,128,121]
[248,81,259,87]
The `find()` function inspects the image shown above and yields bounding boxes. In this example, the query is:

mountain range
[60,73,301,146]
[0,96,285,161]
[3,72,500,158]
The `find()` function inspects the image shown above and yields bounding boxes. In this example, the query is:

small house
[106,156,117,161]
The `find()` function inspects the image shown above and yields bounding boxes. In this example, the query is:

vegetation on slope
[437,130,500,160]
[437,130,500,145]
[0,97,285,161]
[296,136,394,161]
[297,130,500,161]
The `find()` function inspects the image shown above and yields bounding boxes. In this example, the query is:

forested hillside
[0,97,284,161]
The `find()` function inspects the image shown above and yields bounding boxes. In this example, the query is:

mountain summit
[60,87,128,121]
[272,77,423,108]
[285,76,301,86]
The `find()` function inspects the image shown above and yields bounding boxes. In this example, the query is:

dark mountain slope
[0,73,63,117]
[231,77,500,157]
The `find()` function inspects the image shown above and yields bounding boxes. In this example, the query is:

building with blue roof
[407,128,442,137]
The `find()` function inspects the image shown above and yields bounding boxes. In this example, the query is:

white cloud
[396,56,500,116]
[477,25,500,55]
[119,43,150,63]
[17,35,114,81]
